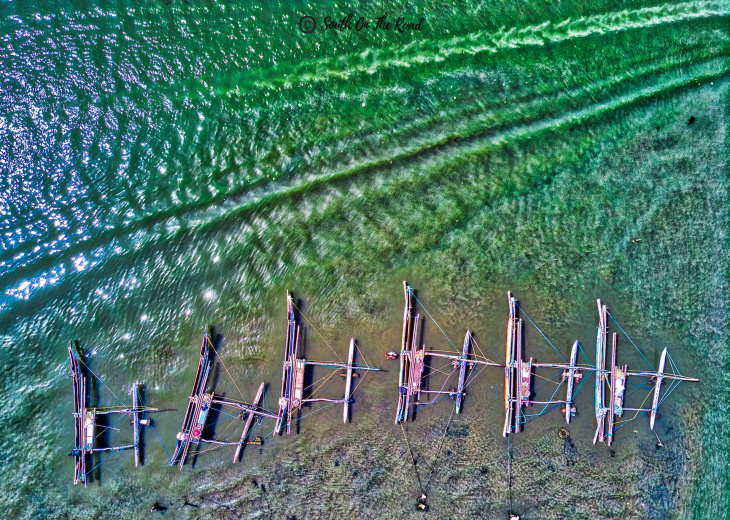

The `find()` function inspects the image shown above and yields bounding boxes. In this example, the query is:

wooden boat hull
[170,329,213,468]
[503,292,516,437]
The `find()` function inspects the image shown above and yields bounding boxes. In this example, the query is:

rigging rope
[577,341,594,368]
[206,336,247,402]
[411,293,460,353]
[658,377,683,407]
[76,356,127,408]
[84,449,121,477]
[514,303,567,362]
[150,423,172,463]
[469,334,499,366]
[606,311,654,370]
[614,390,653,425]
[306,368,338,400]
[290,300,344,363]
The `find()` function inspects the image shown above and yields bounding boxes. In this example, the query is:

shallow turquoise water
[0,1,727,518]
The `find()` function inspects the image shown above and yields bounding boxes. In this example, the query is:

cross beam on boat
[68,344,156,487]
[531,340,597,424]
[275,293,380,435]
[592,302,698,445]
[170,327,273,469]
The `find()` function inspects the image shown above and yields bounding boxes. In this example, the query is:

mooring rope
[399,422,425,495]
[507,434,513,514]
[424,405,456,493]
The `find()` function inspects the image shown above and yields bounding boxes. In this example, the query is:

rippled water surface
[1,0,727,518]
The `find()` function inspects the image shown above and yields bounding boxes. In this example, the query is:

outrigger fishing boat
[274,292,381,434]
[593,300,698,445]
[395,282,498,424]
[504,294,596,436]
[170,327,277,468]
[69,343,157,487]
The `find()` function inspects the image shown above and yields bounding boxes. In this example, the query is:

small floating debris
[688,116,696,125]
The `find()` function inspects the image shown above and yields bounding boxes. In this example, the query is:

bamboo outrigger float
[593,301,698,445]
[274,292,380,435]
[170,327,276,468]
[623,349,698,428]
[530,340,595,424]
[69,343,156,487]
[396,283,498,423]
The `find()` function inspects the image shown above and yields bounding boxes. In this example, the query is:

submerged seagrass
[0,0,727,518]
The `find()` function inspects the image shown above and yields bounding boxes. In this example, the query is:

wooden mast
[132,383,140,467]
[396,282,412,424]
[514,318,523,433]
[564,341,579,424]
[593,301,607,445]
